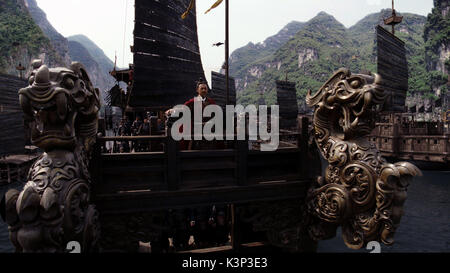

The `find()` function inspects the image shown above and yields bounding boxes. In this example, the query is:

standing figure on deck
[184,78,216,110]
[131,116,143,136]
[185,78,217,150]
[117,118,130,153]
[166,78,217,150]
[140,118,151,151]
[131,116,143,152]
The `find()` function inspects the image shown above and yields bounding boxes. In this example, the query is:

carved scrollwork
[306,68,422,249]
[0,60,100,252]
[307,184,350,223]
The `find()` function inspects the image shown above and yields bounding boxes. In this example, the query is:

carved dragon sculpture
[305,68,422,249]
[0,60,101,252]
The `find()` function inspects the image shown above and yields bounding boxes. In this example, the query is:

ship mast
[225,0,230,105]
[384,0,403,35]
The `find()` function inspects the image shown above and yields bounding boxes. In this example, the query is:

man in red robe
[184,79,216,110]
[166,78,217,150]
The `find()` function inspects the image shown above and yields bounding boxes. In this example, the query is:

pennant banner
[181,0,195,19]
[182,0,225,19]
[205,0,224,14]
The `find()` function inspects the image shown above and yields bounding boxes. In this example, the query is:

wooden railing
[90,118,314,214]
[370,134,450,163]
[370,116,450,163]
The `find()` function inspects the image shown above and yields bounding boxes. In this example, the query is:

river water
[0,170,448,253]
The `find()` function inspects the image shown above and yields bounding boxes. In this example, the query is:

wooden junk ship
[0,0,423,253]
[369,25,449,169]
[366,2,449,169]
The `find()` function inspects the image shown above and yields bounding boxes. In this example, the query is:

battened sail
[376,25,408,112]
[130,0,206,109]
[210,71,236,109]
[276,80,298,130]
[0,74,27,156]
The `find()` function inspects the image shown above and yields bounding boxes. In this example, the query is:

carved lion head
[18,60,100,152]
[306,68,386,140]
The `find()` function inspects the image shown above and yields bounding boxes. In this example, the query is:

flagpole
[225,0,229,105]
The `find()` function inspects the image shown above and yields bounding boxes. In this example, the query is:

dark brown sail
[0,74,27,156]
[130,0,206,109]
[210,71,236,109]
[376,25,408,112]
[276,80,298,130]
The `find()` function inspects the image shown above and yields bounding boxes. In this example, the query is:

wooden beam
[93,181,310,215]
[166,130,179,191]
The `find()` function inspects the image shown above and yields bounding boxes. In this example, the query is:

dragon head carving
[0,61,101,252]
[19,60,100,152]
[306,68,386,143]
[304,68,421,249]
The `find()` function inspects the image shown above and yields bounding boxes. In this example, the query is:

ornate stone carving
[306,68,422,249]
[0,60,101,252]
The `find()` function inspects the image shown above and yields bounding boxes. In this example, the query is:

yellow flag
[181,0,195,19]
[182,0,225,19]
[205,0,224,14]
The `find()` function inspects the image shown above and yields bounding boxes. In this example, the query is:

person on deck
[166,78,217,150]
[131,116,143,152]
[140,118,151,151]
[185,79,217,150]
[131,116,143,136]
[117,119,130,153]
[184,79,216,112]
[157,118,165,132]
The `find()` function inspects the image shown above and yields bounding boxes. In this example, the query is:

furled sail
[130,0,206,109]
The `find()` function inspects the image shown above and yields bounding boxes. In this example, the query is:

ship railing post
[91,136,103,192]
[445,135,449,155]
[236,136,248,186]
[166,120,179,191]
[392,114,400,156]
[230,203,241,252]
[298,116,309,178]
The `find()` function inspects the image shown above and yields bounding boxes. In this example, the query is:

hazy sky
[36,0,433,83]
